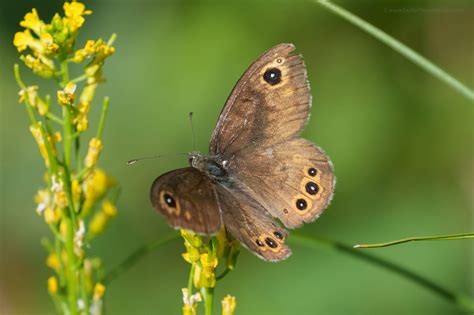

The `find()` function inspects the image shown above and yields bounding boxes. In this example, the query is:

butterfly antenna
[127,153,187,165]
[189,112,196,151]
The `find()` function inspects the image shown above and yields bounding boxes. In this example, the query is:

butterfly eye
[265,237,278,248]
[163,193,176,208]
[308,167,317,177]
[296,198,307,210]
[305,182,319,195]
[263,68,282,85]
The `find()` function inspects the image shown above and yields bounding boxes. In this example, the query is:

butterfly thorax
[189,151,228,181]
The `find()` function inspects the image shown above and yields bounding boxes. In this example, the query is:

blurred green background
[1,0,473,314]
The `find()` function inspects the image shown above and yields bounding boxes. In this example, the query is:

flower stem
[96,97,110,139]
[187,263,195,294]
[202,287,214,315]
[354,232,474,249]
[290,233,474,312]
[315,0,474,101]
[64,218,78,315]
[13,64,38,124]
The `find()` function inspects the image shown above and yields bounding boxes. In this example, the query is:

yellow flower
[84,138,103,168]
[194,253,218,288]
[46,253,60,272]
[63,2,92,32]
[20,54,55,78]
[93,283,106,301]
[47,276,58,294]
[221,295,236,315]
[19,8,45,35]
[35,188,50,215]
[73,40,97,63]
[13,29,34,52]
[84,40,115,82]
[40,32,59,55]
[44,207,60,224]
[54,191,67,209]
[89,212,108,235]
[18,85,38,105]
[182,288,201,315]
[181,230,203,263]
[18,85,49,115]
[59,219,69,238]
[83,169,110,215]
[102,200,117,217]
[57,82,77,106]
[30,123,50,166]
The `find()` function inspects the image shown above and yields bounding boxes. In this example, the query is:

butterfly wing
[215,185,291,262]
[150,167,222,234]
[229,139,335,228]
[210,43,310,156]
[210,43,335,228]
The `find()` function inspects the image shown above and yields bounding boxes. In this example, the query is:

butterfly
[150,43,335,262]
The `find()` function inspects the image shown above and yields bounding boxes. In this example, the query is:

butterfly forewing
[150,168,222,234]
[209,43,311,157]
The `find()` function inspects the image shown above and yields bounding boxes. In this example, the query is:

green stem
[80,268,90,313]
[70,74,88,84]
[96,97,110,139]
[315,0,474,101]
[107,33,117,46]
[216,267,231,281]
[290,233,474,312]
[354,232,474,249]
[102,234,178,285]
[64,217,78,315]
[14,64,38,124]
[63,106,73,169]
[54,237,66,287]
[188,263,195,294]
[46,112,64,125]
[202,287,214,315]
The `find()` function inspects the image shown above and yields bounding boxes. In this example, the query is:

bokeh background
[1,1,473,314]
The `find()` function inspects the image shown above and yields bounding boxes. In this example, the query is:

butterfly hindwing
[215,185,291,262]
[150,167,222,234]
[229,138,335,229]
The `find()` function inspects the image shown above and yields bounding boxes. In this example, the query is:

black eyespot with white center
[274,231,283,240]
[163,193,176,208]
[263,68,282,85]
[265,237,278,248]
[296,198,307,210]
[305,182,319,195]
[308,167,317,177]
[256,239,264,247]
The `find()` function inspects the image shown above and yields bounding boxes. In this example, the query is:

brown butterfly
[150,43,335,262]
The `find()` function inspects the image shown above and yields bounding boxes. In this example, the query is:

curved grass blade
[314,0,474,101]
[290,233,474,312]
[355,233,474,249]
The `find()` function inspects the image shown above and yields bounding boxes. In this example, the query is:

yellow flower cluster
[181,229,240,289]
[57,82,77,106]
[14,2,117,313]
